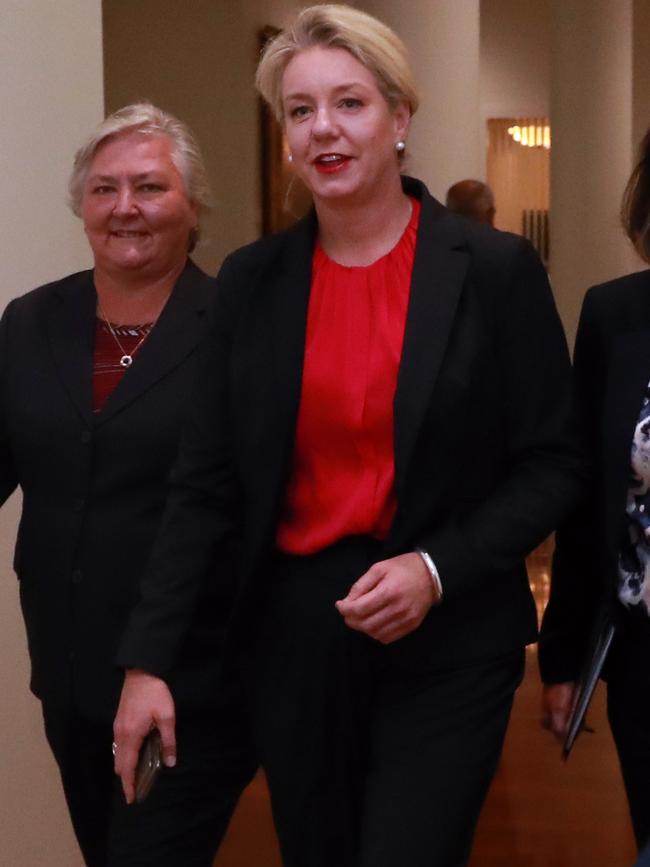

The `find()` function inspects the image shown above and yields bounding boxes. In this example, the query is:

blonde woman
[114,8,584,866]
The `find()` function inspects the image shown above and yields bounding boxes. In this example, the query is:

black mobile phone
[134,728,163,802]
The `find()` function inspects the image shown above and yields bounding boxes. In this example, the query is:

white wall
[0,2,103,864]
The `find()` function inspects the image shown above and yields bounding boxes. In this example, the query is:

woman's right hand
[113,669,177,804]
[541,682,577,740]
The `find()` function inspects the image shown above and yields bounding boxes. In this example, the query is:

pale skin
[113,45,439,799]
[542,682,578,740]
[82,130,198,324]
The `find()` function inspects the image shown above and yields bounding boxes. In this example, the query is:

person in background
[540,128,650,854]
[0,103,255,867]
[112,7,584,867]
[446,178,496,226]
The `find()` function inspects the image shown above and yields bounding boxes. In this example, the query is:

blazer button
[80,431,92,444]
[72,569,83,584]
[73,497,85,512]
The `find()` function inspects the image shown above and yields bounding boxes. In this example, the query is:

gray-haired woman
[0,103,255,867]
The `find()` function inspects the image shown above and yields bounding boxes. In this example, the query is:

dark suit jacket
[540,269,650,683]
[0,260,232,723]
[118,177,585,678]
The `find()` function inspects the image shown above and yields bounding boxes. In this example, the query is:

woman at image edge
[0,103,255,867]
[541,128,650,857]
[113,6,584,866]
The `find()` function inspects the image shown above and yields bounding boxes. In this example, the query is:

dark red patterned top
[92,319,154,412]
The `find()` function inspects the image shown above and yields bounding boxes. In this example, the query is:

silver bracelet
[415,547,443,604]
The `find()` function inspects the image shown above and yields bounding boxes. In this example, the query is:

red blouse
[277,197,421,555]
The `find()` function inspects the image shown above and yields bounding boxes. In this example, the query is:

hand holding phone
[134,728,163,802]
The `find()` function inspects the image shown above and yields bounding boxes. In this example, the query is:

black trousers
[42,683,257,867]
[607,613,650,851]
[245,538,525,867]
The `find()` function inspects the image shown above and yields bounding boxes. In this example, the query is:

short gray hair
[68,102,212,250]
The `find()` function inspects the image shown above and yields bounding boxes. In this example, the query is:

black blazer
[118,178,585,678]
[0,260,231,722]
[540,269,650,683]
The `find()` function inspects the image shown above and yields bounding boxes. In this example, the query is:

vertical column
[360,0,482,201]
[0,2,103,865]
[549,0,637,345]
[633,0,650,153]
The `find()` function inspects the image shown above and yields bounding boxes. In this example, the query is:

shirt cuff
[415,547,443,604]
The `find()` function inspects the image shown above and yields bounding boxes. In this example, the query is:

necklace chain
[97,303,154,369]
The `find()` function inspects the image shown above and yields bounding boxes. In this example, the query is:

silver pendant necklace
[98,303,153,368]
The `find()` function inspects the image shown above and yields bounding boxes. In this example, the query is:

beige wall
[634,0,650,153]
[103,0,303,276]
[550,0,638,345]
[362,0,483,199]
[0,2,103,864]
[480,0,550,123]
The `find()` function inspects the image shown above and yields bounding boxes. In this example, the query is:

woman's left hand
[335,552,437,644]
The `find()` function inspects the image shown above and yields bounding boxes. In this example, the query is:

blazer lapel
[47,271,96,428]
[266,215,316,500]
[96,261,209,425]
[393,183,469,493]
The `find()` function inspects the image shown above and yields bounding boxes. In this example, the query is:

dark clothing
[120,178,584,675]
[607,613,650,849]
[540,270,650,684]
[118,178,584,864]
[246,539,524,867]
[539,269,650,851]
[1,261,255,865]
[635,839,650,867]
[42,703,115,867]
[43,686,255,867]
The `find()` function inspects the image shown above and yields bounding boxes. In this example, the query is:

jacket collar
[393,177,470,493]
[263,176,470,499]
[47,260,211,428]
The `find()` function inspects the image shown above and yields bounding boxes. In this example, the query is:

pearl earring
[395,141,406,154]
[288,153,293,163]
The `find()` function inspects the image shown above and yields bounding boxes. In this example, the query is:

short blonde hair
[68,103,211,250]
[256,4,419,124]
[622,127,650,264]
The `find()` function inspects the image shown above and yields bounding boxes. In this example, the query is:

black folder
[563,618,616,758]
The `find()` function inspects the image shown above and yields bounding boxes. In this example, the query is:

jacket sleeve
[116,255,245,677]
[417,238,587,601]
[0,301,20,509]
[538,287,607,683]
